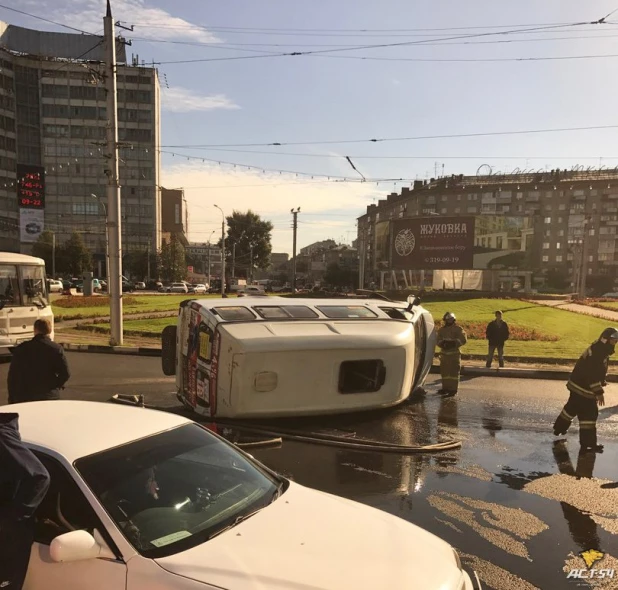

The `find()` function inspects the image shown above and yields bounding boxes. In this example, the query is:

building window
[174,204,180,225]
[556,255,563,262]
[543,242,550,249]
[558,230,564,237]
[589,228,595,236]
[556,242,561,249]
[467,206,477,213]
[542,255,549,262]
[455,207,460,213]
[441,208,447,214]
[588,255,594,262]
[559,203,566,210]
[544,217,552,224]
[441,195,448,201]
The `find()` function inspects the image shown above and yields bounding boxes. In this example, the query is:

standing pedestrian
[437,312,467,396]
[485,310,510,368]
[7,319,70,404]
[553,327,618,452]
[0,412,51,590]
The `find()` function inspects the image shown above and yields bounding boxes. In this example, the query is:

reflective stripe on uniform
[559,409,574,421]
[579,421,597,430]
[440,351,460,357]
[442,376,460,382]
[567,380,596,399]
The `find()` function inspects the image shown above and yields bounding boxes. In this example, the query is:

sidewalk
[532,299,618,322]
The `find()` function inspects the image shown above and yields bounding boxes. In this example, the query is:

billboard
[16,164,45,210]
[391,217,475,270]
[20,208,44,243]
[379,216,538,271]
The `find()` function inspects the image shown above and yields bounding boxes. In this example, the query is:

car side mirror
[50,529,115,563]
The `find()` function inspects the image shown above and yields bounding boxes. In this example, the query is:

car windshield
[75,424,281,558]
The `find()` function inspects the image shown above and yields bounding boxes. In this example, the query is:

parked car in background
[168,282,188,293]
[187,284,196,294]
[135,281,146,290]
[47,279,63,293]
[122,279,135,293]
[241,285,266,296]
[193,283,207,294]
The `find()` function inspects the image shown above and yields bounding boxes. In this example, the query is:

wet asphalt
[1,353,617,590]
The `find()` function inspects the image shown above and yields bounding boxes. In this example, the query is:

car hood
[155,482,465,590]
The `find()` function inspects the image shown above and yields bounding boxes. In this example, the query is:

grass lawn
[53,294,218,320]
[423,299,610,358]
[84,298,612,360]
[588,301,618,311]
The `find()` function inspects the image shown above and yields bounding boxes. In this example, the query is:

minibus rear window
[213,307,256,321]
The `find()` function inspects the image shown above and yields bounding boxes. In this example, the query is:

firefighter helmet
[443,312,456,322]
[601,327,618,341]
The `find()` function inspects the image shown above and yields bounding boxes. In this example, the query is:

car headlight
[452,548,463,571]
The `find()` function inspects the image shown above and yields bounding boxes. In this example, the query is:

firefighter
[437,312,467,396]
[553,327,618,452]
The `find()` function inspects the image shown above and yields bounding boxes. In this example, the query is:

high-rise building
[0,21,160,273]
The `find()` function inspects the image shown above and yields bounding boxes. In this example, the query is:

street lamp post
[214,205,225,296]
[206,230,215,291]
[91,194,109,281]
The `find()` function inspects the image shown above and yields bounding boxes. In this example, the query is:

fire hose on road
[109,394,463,454]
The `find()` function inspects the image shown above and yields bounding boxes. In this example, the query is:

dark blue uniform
[0,413,50,589]
[8,335,70,404]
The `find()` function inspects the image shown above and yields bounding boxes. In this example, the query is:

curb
[58,343,161,357]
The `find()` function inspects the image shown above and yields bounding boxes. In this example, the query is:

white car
[193,284,207,294]
[48,279,63,293]
[4,401,479,590]
[241,285,266,296]
[168,282,189,293]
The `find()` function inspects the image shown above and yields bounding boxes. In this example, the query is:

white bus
[0,252,54,353]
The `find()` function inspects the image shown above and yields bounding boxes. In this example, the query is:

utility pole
[206,230,214,290]
[214,204,225,296]
[146,242,151,280]
[51,232,56,278]
[291,207,300,292]
[232,242,236,279]
[249,243,254,283]
[104,0,123,345]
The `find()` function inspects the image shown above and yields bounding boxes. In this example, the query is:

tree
[223,210,273,277]
[324,262,355,289]
[59,232,92,277]
[124,250,155,280]
[32,231,55,275]
[158,235,186,282]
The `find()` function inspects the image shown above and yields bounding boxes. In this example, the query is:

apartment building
[357,168,618,287]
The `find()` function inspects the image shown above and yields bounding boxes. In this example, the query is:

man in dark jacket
[553,327,618,452]
[485,311,510,368]
[8,319,70,404]
[0,413,50,589]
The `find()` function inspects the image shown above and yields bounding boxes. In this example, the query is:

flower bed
[457,321,559,342]
[54,296,138,308]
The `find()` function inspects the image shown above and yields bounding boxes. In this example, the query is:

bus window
[380,307,414,321]
[0,265,19,307]
[254,306,319,319]
[213,306,256,321]
[316,306,377,319]
[20,265,48,307]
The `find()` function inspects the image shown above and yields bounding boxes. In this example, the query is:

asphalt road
[1,353,617,590]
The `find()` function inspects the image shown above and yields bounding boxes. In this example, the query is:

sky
[9,0,618,253]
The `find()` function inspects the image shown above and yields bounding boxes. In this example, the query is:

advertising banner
[391,217,475,270]
[19,208,44,243]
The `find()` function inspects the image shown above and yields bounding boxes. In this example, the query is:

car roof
[0,401,191,462]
